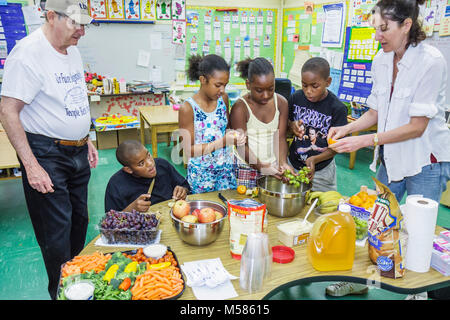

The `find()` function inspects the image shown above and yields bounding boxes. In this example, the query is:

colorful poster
[141,0,156,21]
[347,27,379,62]
[156,0,171,20]
[172,0,186,21]
[337,27,379,104]
[125,0,140,20]
[321,3,346,48]
[172,20,186,44]
[89,0,108,20]
[107,0,125,20]
[439,5,450,36]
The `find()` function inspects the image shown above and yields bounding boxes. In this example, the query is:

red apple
[172,200,190,219]
[181,214,198,223]
[198,207,216,223]
[214,210,223,221]
[191,209,201,218]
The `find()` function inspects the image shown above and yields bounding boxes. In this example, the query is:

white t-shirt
[1,27,90,140]
[366,42,450,183]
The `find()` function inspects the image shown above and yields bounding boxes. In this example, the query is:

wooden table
[138,105,179,158]
[0,131,20,179]
[347,116,378,170]
[81,190,449,300]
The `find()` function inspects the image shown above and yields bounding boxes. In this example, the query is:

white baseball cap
[45,0,93,25]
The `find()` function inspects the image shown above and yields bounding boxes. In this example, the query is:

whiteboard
[424,33,450,110]
[77,23,181,83]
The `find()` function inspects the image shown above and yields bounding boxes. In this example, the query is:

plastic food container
[64,280,95,300]
[99,220,160,245]
[143,243,167,259]
[277,219,313,247]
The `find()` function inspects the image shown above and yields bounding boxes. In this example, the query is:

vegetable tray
[57,247,185,300]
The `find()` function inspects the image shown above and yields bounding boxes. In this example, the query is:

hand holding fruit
[259,162,283,177]
[282,167,311,187]
[304,158,315,180]
[225,129,246,147]
[290,119,305,138]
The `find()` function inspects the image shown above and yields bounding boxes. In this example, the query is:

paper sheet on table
[181,258,239,300]
[191,280,238,300]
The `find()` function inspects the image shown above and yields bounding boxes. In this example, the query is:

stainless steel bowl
[170,200,227,246]
[257,176,311,218]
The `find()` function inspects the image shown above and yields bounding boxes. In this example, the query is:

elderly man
[0,0,97,299]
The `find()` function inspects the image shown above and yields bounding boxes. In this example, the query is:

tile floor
[0,143,448,300]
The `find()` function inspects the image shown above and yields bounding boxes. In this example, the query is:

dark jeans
[20,132,91,300]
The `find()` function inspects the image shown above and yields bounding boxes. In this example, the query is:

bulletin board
[281,2,348,95]
[0,1,29,69]
[281,3,347,78]
[337,26,378,104]
[184,6,278,86]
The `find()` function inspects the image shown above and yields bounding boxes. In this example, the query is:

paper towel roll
[404,196,439,273]
[403,194,423,233]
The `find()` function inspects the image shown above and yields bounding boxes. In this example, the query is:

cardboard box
[96,131,118,150]
[118,128,140,145]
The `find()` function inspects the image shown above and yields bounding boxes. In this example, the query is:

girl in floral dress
[178,54,246,193]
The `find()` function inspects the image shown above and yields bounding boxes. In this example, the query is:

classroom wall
[185,0,284,79]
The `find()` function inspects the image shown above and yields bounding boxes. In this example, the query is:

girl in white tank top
[230,57,293,188]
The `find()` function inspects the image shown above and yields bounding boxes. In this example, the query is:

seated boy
[288,57,348,191]
[105,140,190,213]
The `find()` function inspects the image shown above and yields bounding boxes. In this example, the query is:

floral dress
[186,96,236,193]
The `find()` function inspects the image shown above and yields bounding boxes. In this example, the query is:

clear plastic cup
[239,233,272,293]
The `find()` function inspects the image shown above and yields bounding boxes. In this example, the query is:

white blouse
[366,42,450,183]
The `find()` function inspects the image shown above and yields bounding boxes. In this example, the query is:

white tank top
[237,95,279,164]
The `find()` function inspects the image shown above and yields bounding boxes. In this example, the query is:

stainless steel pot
[170,200,227,246]
[257,176,311,218]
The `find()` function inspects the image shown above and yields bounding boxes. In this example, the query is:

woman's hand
[328,134,372,153]
[327,125,350,142]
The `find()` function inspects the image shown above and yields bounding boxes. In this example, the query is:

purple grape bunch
[100,210,159,245]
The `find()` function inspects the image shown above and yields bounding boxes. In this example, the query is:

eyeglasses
[368,13,390,33]
[55,12,90,30]
[371,23,389,33]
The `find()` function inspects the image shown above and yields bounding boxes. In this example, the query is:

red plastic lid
[272,245,295,263]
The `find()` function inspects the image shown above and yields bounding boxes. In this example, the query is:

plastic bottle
[307,204,356,271]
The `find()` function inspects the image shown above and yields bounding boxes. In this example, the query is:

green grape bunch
[282,168,311,187]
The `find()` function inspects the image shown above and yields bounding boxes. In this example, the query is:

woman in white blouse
[328,0,450,204]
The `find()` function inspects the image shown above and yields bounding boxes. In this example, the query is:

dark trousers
[20,132,91,300]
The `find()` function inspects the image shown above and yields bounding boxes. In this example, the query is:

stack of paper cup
[403,195,439,273]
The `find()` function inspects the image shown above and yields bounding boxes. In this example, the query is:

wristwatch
[373,133,379,147]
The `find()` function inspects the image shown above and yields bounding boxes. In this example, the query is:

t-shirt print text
[292,105,332,135]
[64,86,89,119]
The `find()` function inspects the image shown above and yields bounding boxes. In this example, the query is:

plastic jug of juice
[307,204,356,271]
